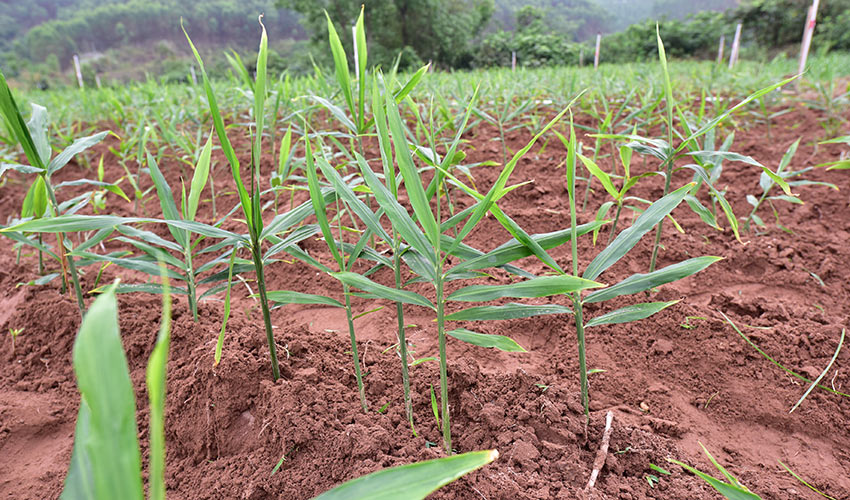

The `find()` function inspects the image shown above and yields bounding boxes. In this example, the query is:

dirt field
[1,106,848,499]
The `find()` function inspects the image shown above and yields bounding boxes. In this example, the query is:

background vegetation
[2,0,849,88]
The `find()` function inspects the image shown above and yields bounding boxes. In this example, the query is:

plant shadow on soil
[1,107,849,499]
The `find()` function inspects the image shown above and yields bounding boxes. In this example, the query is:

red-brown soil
[1,105,849,499]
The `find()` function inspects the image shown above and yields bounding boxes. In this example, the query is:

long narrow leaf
[446,303,572,321]
[61,284,143,499]
[313,450,498,500]
[449,275,603,302]
[584,256,721,303]
[331,271,435,310]
[447,328,526,352]
[583,182,694,281]
[585,301,678,328]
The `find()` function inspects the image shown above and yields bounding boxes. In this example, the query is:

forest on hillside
[2,0,849,85]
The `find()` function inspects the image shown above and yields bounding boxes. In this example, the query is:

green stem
[393,242,414,433]
[250,243,280,381]
[607,201,623,246]
[743,186,771,232]
[44,177,84,315]
[184,241,198,322]
[498,120,507,169]
[37,234,43,275]
[572,295,589,418]
[649,156,674,272]
[344,282,368,411]
[209,167,217,220]
[436,276,451,454]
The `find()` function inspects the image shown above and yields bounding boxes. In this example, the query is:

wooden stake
[351,25,359,74]
[716,34,725,64]
[728,23,742,69]
[585,411,614,492]
[511,51,516,71]
[798,0,820,76]
[73,54,84,89]
[594,33,601,70]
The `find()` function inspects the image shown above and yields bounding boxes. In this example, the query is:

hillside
[490,0,739,40]
[1,0,302,77]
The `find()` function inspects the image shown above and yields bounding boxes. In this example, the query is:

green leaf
[446,303,572,321]
[356,153,436,274]
[394,64,429,104]
[104,283,188,295]
[324,10,355,123]
[684,194,720,230]
[583,182,694,281]
[48,131,109,177]
[688,151,791,196]
[26,103,51,166]
[447,222,604,276]
[332,271,435,310]
[0,230,59,261]
[577,153,618,198]
[584,256,721,303]
[790,328,844,413]
[385,86,438,246]
[0,163,44,178]
[253,16,268,173]
[61,284,143,500]
[22,176,48,219]
[676,74,799,155]
[182,23,252,227]
[313,450,498,500]
[668,444,761,500]
[354,5,367,130]
[585,301,679,328]
[266,290,344,308]
[449,275,603,302]
[215,248,238,366]
[683,165,739,242]
[146,152,188,248]
[317,157,392,244]
[304,135,342,267]
[0,67,47,170]
[445,97,579,261]
[145,268,172,500]
[447,328,526,352]
[187,132,213,222]
[3,215,141,233]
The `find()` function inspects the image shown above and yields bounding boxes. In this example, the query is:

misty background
[1,0,848,87]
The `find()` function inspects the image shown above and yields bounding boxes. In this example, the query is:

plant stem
[44,177,84,315]
[209,166,217,220]
[498,119,507,169]
[393,241,414,433]
[572,295,589,418]
[744,183,773,232]
[436,275,451,454]
[37,234,43,275]
[250,243,280,381]
[184,240,198,321]
[607,202,623,245]
[343,283,368,411]
[649,156,673,273]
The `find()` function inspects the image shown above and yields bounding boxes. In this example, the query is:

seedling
[645,463,671,488]
[743,138,837,233]
[668,443,760,499]
[8,327,23,353]
[0,69,110,315]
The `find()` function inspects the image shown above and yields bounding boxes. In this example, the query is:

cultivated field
[1,17,849,500]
